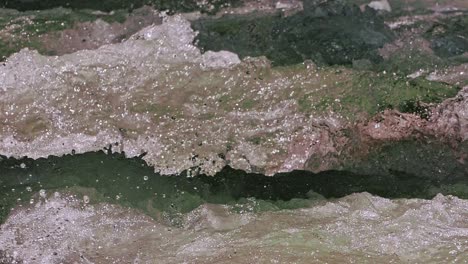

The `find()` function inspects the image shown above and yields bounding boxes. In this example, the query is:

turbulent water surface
[0,151,468,263]
[1,191,468,263]
[1,0,468,263]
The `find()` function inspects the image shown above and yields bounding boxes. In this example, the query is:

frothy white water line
[1,192,467,263]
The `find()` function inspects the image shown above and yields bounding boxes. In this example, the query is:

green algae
[193,1,394,66]
[240,99,256,109]
[0,42,18,61]
[378,50,449,76]
[295,68,460,118]
[23,8,128,34]
[0,8,129,33]
[350,75,460,115]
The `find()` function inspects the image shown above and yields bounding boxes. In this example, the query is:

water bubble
[39,189,46,198]
[20,163,26,169]
[83,195,90,204]
[143,175,149,181]
[26,186,32,192]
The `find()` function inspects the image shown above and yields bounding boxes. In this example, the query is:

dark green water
[1,141,468,225]
[193,0,393,66]
[424,15,468,58]
[0,0,242,14]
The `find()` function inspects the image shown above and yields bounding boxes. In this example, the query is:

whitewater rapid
[0,13,346,176]
[1,191,467,263]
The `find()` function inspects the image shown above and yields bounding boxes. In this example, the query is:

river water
[1,8,468,264]
[0,190,467,263]
[0,151,467,263]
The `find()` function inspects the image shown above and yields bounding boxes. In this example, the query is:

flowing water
[0,152,468,263]
[1,2,468,263]
[1,188,468,263]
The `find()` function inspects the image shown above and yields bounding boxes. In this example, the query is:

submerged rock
[193,0,394,66]
[0,7,162,60]
[424,15,468,58]
[40,6,163,55]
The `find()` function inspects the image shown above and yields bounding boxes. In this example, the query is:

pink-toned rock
[40,6,162,55]
[360,110,426,141]
[429,86,468,142]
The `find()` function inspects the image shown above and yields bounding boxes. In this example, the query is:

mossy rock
[307,69,460,118]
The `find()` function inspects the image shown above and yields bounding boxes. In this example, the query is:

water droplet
[83,195,90,204]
